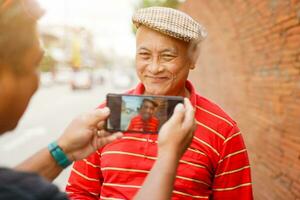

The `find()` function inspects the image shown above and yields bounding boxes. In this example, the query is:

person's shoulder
[151,116,160,123]
[131,115,141,121]
[194,94,238,135]
[0,167,39,183]
[126,88,136,95]
[196,95,236,122]
[0,168,68,200]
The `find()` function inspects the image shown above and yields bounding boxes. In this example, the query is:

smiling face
[136,26,195,96]
[139,100,156,121]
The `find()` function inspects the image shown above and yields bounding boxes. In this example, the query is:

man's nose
[148,58,163,74]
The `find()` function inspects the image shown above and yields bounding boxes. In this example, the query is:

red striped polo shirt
[127,115,159,133]
[66,81,253,200]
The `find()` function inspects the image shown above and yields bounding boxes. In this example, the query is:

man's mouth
[145,75,169,83]
[142,113,150,120]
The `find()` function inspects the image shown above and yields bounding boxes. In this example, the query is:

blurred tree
[141,0,181,8]
[39,54,56,72]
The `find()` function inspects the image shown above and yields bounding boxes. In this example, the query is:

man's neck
[178,87,190,98]
[141,117,150,122]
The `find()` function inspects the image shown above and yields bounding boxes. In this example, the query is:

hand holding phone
[57,108,123,162]
[105,94,184,134]
[158,98,195,158]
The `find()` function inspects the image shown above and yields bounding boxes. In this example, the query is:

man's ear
[189,60,196,70]
[187,41,201,70]
[188,53,197,70]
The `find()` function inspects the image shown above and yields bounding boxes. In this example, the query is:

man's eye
[139,52,151,59]
[161,54,175,61]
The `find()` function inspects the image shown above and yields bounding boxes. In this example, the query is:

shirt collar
[132,80,197,107]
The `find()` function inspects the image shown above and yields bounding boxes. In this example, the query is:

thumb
[168,103,185,125]
[86,107,110,126]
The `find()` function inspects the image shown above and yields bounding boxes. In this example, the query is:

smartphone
[105,94,184,134]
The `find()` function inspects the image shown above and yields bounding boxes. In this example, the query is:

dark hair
[142,99,158,108]
[0,0,44,72]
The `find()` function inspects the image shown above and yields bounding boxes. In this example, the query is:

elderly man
[127,99,159,133]
[0,1,195,199]
[66,7,253,200]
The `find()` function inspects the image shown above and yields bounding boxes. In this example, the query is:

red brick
[181,0,300,199]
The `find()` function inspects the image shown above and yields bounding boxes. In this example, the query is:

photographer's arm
[15,108,122,181]
[15,147,64,181]
[134,98,195,200]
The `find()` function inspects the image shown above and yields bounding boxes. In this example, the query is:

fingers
[97,121,105,129]
[95,132,123,148]
[85,107,110,126]
[183,98,195,130]
[168,103,185,124]
[95,129,111,138]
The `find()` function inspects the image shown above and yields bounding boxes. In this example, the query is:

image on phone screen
[106,94,183,134]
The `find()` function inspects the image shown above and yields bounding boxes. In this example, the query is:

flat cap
[132,6,207,43]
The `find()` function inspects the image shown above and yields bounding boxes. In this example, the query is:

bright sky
[37,0,138,58]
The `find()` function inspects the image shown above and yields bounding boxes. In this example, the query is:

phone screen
[105,94,184,134]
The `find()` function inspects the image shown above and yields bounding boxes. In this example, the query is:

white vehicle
[71,70,93,90]
[55,68,73,84]
[111,69,135,89]
[92,68,110,85]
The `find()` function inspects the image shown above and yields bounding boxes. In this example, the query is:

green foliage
[140,0,180,8]
[39,54,56,72]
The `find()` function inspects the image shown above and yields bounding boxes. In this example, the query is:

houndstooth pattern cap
[132,6,207,43]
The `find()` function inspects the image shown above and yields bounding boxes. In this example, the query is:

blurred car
[92,68,110,85]
[111,69,135,89]
[54,68,73,84]
[71,70,93,90]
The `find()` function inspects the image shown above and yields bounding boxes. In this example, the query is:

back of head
[0,0,44,72]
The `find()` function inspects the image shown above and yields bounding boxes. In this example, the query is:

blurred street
[0,83,128,189]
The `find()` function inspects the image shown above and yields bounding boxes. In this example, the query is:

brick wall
[180,0,300,199]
